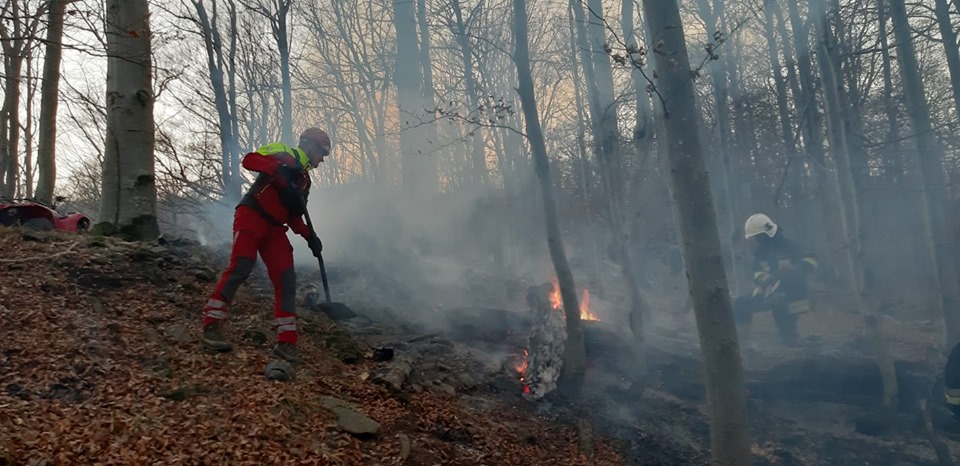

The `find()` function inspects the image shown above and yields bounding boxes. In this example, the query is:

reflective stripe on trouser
[946,387,960,405]
[787,298,812,315]
[275,316,297,333]
[270,267,298,344]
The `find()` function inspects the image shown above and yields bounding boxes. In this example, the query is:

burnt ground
[318,253,960,466]
[4,225,959,465]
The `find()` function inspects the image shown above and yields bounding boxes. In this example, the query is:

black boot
[202,321,234,352]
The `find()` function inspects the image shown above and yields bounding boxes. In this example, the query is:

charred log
[437,303,940,412]
[522,283,567,400]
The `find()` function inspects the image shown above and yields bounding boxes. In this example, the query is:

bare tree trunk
[277,0,292,143]
[621,0,651,142]
[416,0,440,193]
[812,0,899,411]
[193,0,241,202]
[23,45,34,199]
[0,0,27,198]
[451,0,488,188]
[786,0,849,286]
[569,6,604,298]
[393,0,433,197]
[878,0,903,186]
[100,0,158,240]
[878,0,925,283]
[513,0,586,396]
[761,2,798,185]
[621,0,656,292]
[35,0,66,203]
[639,0,750,463]
[935,0,960,120]
[573,0,651,385]
[890,0,960,347]
[692,0,740,291]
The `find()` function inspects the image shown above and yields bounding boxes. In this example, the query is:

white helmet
[744,213,778,239]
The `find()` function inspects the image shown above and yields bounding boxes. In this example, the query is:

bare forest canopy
[7,0,960,463]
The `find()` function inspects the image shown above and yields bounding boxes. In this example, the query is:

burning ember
[548,277,599,321]
[515,349,531,394]
[515,349,529,376]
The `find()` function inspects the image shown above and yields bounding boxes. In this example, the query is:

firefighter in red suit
[201,128,330,364]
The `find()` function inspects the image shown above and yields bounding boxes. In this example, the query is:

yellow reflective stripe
[802,257,818,268]
[946,388,960,405]
[291,148,310,169]
[256,142,292,155]
[256,143,310,169]
[788,299,811,315]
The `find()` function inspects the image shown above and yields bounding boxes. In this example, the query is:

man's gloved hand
[307,233,323,257]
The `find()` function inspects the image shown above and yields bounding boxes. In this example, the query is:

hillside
[0,227,624,465]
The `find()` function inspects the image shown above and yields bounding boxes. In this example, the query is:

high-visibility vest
[255,142,311,170]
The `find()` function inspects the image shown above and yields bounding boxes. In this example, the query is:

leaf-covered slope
[0,228,622,465]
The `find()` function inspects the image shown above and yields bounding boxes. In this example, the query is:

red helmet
[300,127,331,163]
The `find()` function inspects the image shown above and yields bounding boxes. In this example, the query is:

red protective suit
[203,144,312,345]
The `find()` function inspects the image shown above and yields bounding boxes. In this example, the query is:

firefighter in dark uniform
[734,213,818,348]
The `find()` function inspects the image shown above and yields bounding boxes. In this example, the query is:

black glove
[307,233,323,257]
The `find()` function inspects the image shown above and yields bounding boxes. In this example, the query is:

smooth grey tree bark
[890,0,960,347]
[35,0,67,204]
[513,0,586,396]
[100,0,159,240]
[639,0,750,463]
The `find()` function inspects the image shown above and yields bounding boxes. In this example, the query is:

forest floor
[1,225,959,465]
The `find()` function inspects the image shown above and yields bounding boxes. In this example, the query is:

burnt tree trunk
[513,0,586,396]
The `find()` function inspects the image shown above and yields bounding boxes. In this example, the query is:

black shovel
[300,200,357,321]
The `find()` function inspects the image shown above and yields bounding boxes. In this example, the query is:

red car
[0,197,92,232]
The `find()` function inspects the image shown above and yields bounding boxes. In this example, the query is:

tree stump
[522,283,567,401]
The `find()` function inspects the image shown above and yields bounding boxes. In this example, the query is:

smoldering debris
[521,282,568,401]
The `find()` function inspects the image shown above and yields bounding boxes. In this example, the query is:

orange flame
[548,277,600,321]
[579,289,599,321]
[515,348,529,376]
[549,277,562,309]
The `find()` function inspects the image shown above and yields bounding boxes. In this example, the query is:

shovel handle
[299,192,332,304]
[317,251,332,304]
